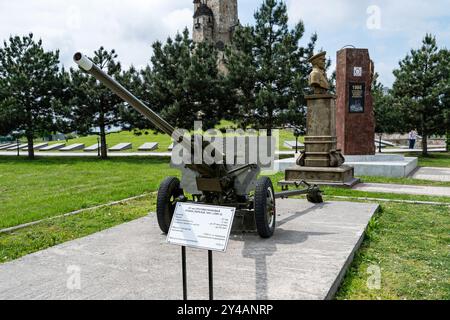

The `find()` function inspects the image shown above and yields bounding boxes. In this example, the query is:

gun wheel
[306,186,323,204]
[254,177,276,238]
[157,177,184,234]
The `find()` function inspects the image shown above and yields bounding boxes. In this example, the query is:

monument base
[283,165,360,188]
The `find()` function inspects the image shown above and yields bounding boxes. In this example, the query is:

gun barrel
[73,52,175,137]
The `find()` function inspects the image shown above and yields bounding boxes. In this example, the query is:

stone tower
[193,0,239,50]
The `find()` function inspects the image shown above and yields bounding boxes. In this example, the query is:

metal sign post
[182,246,187,300]
[208,250,213,300]
[167,202,235,301]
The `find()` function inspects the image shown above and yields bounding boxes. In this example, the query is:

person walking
[408,129,418,149]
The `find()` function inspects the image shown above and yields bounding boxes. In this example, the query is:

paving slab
[411,167,450,182]
[378,148,446,154]
[109,143,132,152]
[0,199,379,300]
[60,144,85,152]
[40,143,66,151]
[353,183,450,197]
[84,144,100,152]
[138,142,159,152]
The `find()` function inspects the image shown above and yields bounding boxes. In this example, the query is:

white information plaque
[167,203,236,252]
[353,66,363,77]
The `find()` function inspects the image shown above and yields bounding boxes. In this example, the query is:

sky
[0,0,449,87]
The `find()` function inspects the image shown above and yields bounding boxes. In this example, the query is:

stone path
[353,183,450,198]
[377,148,446,154]
[0,200,379,300]
[411,167,450,182]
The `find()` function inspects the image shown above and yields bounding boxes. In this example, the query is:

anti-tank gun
[73,52,323,238]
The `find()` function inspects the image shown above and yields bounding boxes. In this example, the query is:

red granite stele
[336,48,375,156]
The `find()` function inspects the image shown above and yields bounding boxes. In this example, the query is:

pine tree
[117,65,151,133]
[0,34,63,159]
[392,34,449,156]
[226,0,317,134]
[69,47,123,159]
[372,73,402,152]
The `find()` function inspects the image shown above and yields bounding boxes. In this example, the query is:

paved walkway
[411,167,450,182]
[377,148,446,154]
[353,183,450,197]
[0,200,378,300]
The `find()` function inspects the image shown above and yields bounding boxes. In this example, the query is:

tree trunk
[422,134,428,157]
[25,106,35,160]
[446,130,450,153]
[99,124,108,160]
[378,134,383,154]
[26,133,34,160]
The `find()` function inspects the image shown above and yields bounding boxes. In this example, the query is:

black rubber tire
[307,188,323,204]
[156,177,183,234]
[254,177,276,238]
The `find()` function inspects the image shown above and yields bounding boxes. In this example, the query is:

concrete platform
[0,199,379,300]
[276,154,418,178]
[344,154,418,178]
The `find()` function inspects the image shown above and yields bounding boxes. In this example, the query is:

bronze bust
[308,52,330,94]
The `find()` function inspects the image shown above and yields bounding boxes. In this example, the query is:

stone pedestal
[284,93,360,187]
[336,48,375,155]
[303,94,343,168]
[284,165,359,187]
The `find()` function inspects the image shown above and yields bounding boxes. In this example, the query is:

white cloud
[284,0,449,86]
[0,0,193,69]
[0,0,448,87]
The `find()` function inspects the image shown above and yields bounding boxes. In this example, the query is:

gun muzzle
[73,52,93,71]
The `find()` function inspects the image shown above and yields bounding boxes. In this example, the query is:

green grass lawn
[409,152,450,168]
[0,156,179,229]
[0,196,154,263]
[336,202,450,300]
[1,156,449,231]
[0,153,449,299]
